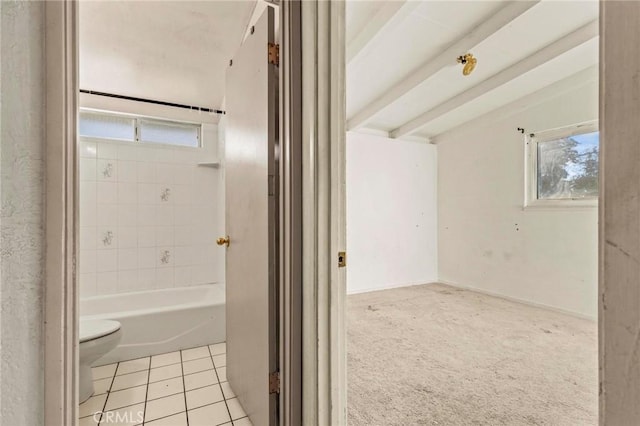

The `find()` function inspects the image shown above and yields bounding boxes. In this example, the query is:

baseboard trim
[346,280,437,296]
[438,280,596,321]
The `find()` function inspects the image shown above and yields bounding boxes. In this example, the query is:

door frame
[42,1,315,425]
[313,1,640,426]
[44,1,79,425]
[278,1,303,425]
[298,1,348,424]
[599,2,640,423]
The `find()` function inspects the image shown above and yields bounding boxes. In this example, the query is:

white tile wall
[79,127,222,297]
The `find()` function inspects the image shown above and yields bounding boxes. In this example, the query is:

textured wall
[0,1,45,424]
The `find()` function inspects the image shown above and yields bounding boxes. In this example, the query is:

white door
[222,8,277,426]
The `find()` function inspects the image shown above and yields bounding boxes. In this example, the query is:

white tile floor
[80,343,252,426]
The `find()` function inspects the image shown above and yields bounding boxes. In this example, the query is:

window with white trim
[79,110,201,148]
[526,122,599,207]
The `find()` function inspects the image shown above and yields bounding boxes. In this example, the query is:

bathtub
[80,284,225,365]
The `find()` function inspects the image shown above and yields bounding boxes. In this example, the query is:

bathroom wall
[346,131,438,294]
[79,124,224,297]
[0,1,45,424]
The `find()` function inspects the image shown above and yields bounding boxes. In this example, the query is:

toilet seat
[80,319,121,343]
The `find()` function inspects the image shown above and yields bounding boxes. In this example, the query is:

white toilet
[79,319,122,403]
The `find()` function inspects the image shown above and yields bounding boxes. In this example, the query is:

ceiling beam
[430,65,598,144]
[346,126,433,144]
[390,20,599,138]
[346,0,540,131]
[347,1,419,64]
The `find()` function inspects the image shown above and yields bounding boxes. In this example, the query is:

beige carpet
[347,283,598,426]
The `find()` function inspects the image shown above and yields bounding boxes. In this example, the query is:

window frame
[525,120,599,209]
[79,108,202,148]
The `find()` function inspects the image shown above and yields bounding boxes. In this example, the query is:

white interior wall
[346,131,438,294]
[437,79,598,318]
[78,123,223,297]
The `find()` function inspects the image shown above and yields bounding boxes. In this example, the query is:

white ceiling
[79,1,256,109]
[346,0,599,141]
[79,0,598,138]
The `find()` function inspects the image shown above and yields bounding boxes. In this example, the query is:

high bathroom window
[138,119,200,147]
[525,121,599,208]
[79,110,201,148]
[79,112,136,141]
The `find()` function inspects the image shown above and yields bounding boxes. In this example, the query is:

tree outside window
[536,131,599,200]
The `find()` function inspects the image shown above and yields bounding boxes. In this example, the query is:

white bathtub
[80,284,225,365]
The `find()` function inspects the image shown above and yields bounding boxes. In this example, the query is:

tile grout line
[179,350,190,426]
[141,360,151,426]
[209,345,234,424]
[111,367,222,395]
[111,344,218,374]
[139,400,230,426]
[104,392,230,426]
[147,355,212,373]
[98,362,120,425]
[87,345,226,424]
[107,380,221,410]
[94,401,145,419]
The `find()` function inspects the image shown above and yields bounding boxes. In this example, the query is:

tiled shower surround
[79,126,223,297]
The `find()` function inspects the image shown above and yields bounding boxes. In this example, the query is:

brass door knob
[216,236,230,247]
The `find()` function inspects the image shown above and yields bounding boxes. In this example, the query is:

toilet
[79,319,122,403]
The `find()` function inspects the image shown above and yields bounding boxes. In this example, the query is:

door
[222,8,278,426]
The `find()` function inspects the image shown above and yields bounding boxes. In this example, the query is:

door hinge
[338,251,346,268]
[268,43,280,66]
[269,371,280,394]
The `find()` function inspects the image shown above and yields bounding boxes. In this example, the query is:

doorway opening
[76,2,280,425]
[344,1,599,424]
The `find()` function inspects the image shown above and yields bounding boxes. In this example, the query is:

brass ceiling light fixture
[456,53,477,76]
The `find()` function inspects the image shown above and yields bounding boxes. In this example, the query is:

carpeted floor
[347,283,598,426]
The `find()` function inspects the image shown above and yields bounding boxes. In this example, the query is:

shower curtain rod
[79,89,226,115]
